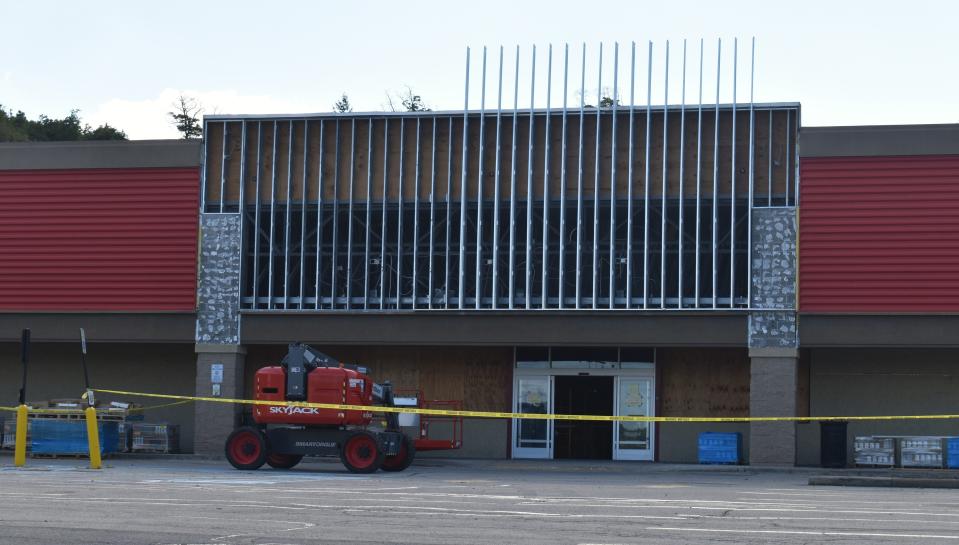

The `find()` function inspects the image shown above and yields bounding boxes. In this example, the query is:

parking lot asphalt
[2,456,959,544]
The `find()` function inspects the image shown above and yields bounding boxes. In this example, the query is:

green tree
[385,87,431,112]
[333,93,353,113]
[400,87,430,112]
[0,105,127,142]
[83,123,127,140]
[169,95,203,139]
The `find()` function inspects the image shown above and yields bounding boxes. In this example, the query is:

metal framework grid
[201,39,800,312]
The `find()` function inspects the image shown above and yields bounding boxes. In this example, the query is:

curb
[810,476,959,489]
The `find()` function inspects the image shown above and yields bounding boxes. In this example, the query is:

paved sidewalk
[5,448,959,479]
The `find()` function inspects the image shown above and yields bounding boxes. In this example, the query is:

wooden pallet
[29,451,116,459]
[30,452,88,459]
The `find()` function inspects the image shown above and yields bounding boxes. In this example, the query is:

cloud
[86,89,315,140]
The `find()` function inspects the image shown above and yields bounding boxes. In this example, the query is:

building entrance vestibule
[511,347,656,461]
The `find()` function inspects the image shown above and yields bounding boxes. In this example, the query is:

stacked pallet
[0,399,161,458]
[854,435,959,469]
[131,424,179,453]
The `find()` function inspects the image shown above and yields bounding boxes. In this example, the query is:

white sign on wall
[211,363,224,384]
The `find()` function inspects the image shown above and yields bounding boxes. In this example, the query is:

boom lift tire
[266,453,304,469]
[380,434,415,472]
[225,427,269,470]
[339,431,384,473]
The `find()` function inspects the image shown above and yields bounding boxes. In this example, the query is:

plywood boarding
[223,121,243,205]
[203,121,224,207]
[207,107,797,208]
[658,347,750,417]
[244,345,513,412]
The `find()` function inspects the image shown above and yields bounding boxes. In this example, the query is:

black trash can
[820,421,848,468]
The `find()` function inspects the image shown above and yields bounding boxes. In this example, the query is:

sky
[3,0,957,140]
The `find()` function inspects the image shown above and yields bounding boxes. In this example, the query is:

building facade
[796,124,959,465]
[2,115,956,465]
[0,140,200,452]
[193,101,801,463]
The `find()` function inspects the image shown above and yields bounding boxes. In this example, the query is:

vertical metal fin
[660,41,669,309]
[345,119,356,310]
[712,39,721,309]
[558,44,569,309]
[364,118,373,309]
[730,38,738,308]
[609,42,619,310]
[576,42,586,310]
[458,47,471,309]
[643,42,653,309]
[413,117,422,309]
[694,40,704,308]
[397,118,406,309]
[493,46,504,309]
[678,40,687,309]
[428,116,437,308]
[509,45,520,309]
[526,45,537,309]
[592,43,603,309]
[542,44,553,309]
[625,42,636,309]
[475,47,487,309]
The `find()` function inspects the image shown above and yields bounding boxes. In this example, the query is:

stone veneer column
[748,208,799,465]
[194,213,244,456]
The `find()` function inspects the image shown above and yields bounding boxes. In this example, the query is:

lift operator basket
[394,390,463,451]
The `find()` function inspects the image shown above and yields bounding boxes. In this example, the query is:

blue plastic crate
[31,419,119,456]
[947,437,959,469]
[698,432,742,465]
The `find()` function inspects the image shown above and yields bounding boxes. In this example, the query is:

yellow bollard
[13,405,28,467]
[84,406,102,470]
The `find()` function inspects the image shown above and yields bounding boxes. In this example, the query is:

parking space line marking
[646,527,959,540]
[688,514,959,525]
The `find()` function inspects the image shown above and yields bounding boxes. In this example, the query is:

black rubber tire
[339,431,384,474]
[266,453,304,470]
[380,435,416,472]
[225,426,269,470]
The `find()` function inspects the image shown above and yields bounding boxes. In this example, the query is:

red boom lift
[224,343,415,473]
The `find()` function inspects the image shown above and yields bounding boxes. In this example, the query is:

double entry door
[512,372,655,460]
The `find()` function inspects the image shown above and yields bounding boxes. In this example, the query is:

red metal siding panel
[0,167,199,311]
[800,155,959,312]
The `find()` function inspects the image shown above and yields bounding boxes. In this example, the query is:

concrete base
[193,344,246,456]
[749,347,798,465]
[810,476,959,489]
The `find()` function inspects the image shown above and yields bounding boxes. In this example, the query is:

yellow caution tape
[127,400,194,413]
[88,388,959,424]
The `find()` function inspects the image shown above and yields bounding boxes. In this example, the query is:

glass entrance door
[512,376,553,459]
[613,377,654,461]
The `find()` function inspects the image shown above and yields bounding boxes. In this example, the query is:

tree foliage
[333,93,353,113]
[598,96,618,108]
[0,105,127,142]
[384,87,431,112]
[400,87,431,112]
[169,95,203,139]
